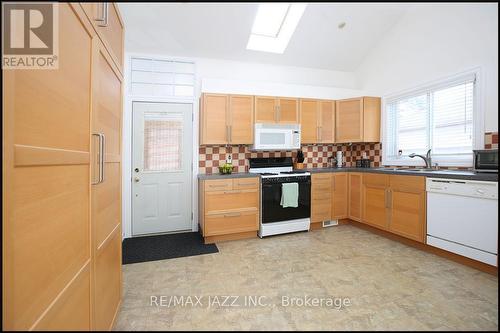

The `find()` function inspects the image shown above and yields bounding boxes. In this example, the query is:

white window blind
[385,73,476,167]
[130,57,195,98]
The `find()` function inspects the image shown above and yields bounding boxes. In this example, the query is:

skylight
[246,3,307,54]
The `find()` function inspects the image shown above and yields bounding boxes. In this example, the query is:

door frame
[130,100,194,236]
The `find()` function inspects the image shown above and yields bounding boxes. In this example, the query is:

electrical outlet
[226,154,232,164]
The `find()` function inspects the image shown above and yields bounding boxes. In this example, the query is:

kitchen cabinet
[332,173,348,219]
[81,2,124,72]
[3,3,123,330]
[362,174,389,230]
[388,175,426,242]
[229,95,254,144]
[299,99,318,144]
[199,177,259,243]
[335,97,380,143]
[91,38,123,331]
[348,173,363,222]
[311,173,332,225]
[319,100,336,143]
[200,93,254,145]
[299,99,335,144]
[255,96,299,124]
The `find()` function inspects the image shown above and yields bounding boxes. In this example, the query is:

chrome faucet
[409,149,432,168]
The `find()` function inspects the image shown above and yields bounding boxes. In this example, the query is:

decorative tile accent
[198,132,498,174]
[198,143,382,174]
[485,132,498,149]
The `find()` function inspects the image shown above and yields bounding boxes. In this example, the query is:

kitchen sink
[396,168,435,172]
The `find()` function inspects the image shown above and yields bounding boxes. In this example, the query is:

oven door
[261,178,311,223]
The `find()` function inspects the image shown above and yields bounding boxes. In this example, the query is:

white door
[132,102,192,235]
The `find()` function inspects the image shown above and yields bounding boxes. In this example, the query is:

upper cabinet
[200,93,254,145]
[336,97,381,143]
[255,96,299,124]
[300,99,335,144]
[81,3,124,72]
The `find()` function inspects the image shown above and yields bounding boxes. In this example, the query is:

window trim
[381,68,484,167]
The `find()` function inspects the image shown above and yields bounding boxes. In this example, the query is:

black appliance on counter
[473,149,498,173]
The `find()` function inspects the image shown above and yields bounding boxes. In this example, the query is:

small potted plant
[294,150,305,169]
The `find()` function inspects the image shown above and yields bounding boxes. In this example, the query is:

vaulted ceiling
[118,3,410,72]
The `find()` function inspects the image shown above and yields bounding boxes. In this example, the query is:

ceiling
[118,3,410,72]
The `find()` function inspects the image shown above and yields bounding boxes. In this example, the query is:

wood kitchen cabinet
[388,175,426,242]
[199,177,260,243]
[3,3,123,330]
[336,97,380,143]
[81,2,124,72]
[255,96,299,124]
[362,173,389,230]
[311,173,332,225]
[299,99,319,144]
[200,93,254,145]
[300,99,335,144]
[331,173,348,219]
[348,173,363,222]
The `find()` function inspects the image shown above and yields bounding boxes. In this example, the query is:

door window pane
[143,114,183,171]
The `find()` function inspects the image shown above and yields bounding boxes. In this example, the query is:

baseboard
[348,220,498,276]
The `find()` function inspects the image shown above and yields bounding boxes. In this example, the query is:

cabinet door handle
[332,177,336,191]
[229,126,232,143]
[92,133,105,185]
[97,3,109,27]
[385,189,390,208]
[226,125,230,143]
[278,105,281,122]
[388,189,392,209]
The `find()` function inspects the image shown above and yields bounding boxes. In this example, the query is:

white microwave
[252,123,301,151]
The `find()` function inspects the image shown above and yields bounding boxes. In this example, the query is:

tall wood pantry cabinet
[3,3,124,330]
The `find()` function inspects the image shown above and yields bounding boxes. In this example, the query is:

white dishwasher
[426,178,498,266]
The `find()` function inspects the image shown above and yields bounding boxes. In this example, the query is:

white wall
[356,3,498,132]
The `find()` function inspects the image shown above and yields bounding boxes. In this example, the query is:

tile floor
[114,225,498,331]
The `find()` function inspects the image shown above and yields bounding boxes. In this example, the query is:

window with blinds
[384,73,476,167]
[130,57,195,98]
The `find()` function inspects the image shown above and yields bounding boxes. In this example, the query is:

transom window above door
[383,71,482,167]
[130,57,195,98]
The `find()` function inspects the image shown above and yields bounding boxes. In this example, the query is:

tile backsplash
[199,132,498,174]
[199,143,381,174]
[485,132,498,149]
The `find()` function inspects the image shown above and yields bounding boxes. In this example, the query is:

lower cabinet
[332,173,348,219]
[360,173,426,243]
[200,177,259,243]
[311,172,348,227]
[348,173,363,221]
[311,173,332,223]
[362,174,390,230]
[388,175,426,242]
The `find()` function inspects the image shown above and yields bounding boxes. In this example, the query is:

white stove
[249,157,311,237]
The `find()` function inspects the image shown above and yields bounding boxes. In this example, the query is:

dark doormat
[122,232,218,265]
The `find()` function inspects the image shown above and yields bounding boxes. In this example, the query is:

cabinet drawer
[204,179,232,192]
[389,175,425,192]
[205,210,259,236]
[312,173,332,182]
[205,190,258,213]
[363,173,389,187]
[233,177,259,190]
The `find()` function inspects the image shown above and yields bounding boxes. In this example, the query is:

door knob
[134,177,140,183]
[134,168,139,173]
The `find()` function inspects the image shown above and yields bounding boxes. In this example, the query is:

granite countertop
[198,168,498,182]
